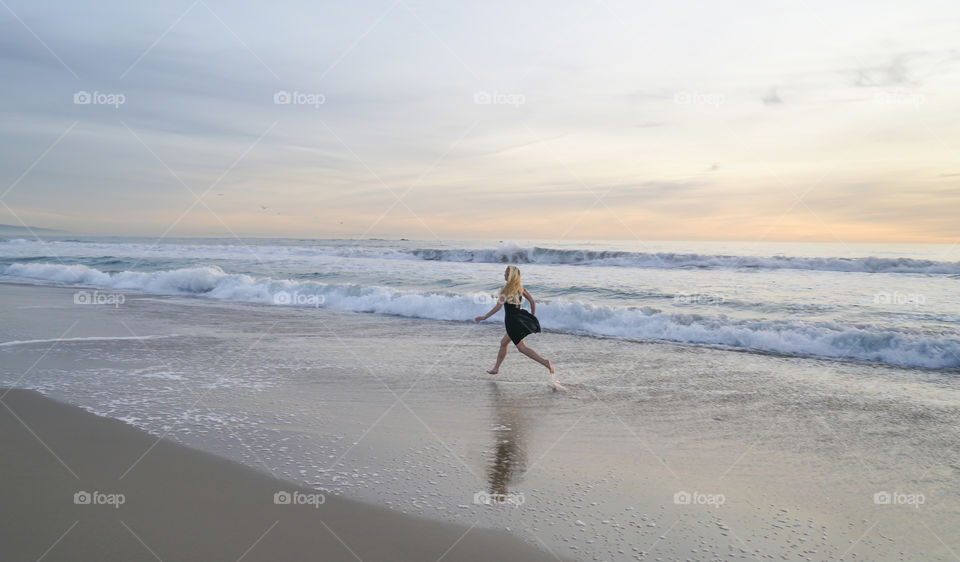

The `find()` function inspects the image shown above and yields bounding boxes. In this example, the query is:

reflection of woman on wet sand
[486,382,527,497]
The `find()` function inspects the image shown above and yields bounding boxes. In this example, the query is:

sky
[1,0,959,243]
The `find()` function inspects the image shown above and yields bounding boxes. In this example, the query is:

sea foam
[3,262,957,370]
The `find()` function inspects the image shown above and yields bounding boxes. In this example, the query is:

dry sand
[0,387,565,561]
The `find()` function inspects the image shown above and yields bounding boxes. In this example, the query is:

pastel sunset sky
[1,0,958,242]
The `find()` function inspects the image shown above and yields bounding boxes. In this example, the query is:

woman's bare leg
[517,340,563,390]
[487,334,511,374]
[516,340,554,374]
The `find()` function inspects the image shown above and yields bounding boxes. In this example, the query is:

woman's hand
[477,301,502,323]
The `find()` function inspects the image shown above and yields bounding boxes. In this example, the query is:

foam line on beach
[0,335,176,347]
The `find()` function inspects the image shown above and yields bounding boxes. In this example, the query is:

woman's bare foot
[546,361,564,390]
[487,368,499,375]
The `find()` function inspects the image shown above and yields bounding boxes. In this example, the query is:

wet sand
[1,281,958,561]
[0,387,565,561]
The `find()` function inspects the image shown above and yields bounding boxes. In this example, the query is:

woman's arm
[522,288,536,315]
[475,301,503,323]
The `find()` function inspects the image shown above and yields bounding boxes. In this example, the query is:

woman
[475,266,557,384]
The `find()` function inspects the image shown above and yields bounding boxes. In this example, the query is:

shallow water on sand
[2,282,958,561]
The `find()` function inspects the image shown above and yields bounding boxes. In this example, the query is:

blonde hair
[500,265,523,305]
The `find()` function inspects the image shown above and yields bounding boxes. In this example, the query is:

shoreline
[1,276,954,374]
[0,387,565,561]
[1,280,958,561]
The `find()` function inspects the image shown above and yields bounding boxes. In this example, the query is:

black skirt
[503,298,541,345]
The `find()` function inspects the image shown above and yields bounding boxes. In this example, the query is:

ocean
[2,238,959,560]
[1,236,957,370]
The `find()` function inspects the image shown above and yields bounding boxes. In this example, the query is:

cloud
[852,54,915,87]
[1,0,959,241]
[761,87,783,105]
[847,49,960,89]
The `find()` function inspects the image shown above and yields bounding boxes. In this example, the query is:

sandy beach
[5,0,960,557]
[2,281,958,561]
[0,385,567,561]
